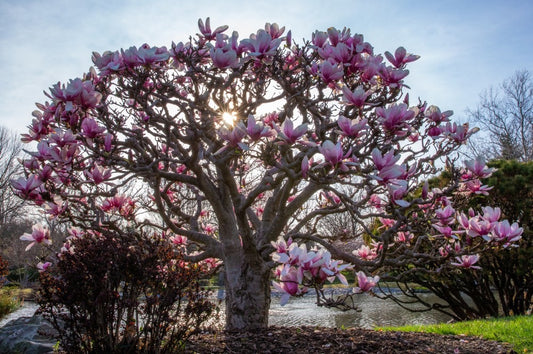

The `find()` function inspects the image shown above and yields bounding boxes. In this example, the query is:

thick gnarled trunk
[223,250,271,331]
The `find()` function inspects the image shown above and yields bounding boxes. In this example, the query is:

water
[0,301,39,327]
[1,293,452,330]
[268,292,452,329]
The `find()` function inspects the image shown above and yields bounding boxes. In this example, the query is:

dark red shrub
[38,231,216,353]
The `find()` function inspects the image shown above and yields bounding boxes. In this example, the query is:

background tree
[16,19,520,331]
[378,160,531,320]
[467,70,533,161]
[0,126,26,225]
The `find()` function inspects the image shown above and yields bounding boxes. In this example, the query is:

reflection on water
[1,293,452,330]
[269,292,452,329]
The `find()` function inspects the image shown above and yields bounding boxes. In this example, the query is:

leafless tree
[467,70,533,161]
[0,126,26,225]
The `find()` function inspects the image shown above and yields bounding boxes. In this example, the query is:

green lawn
[379,315,532,352]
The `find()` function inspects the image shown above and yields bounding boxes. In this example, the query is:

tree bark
[223,248,271,331]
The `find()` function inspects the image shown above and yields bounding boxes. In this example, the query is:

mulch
[184,326,516,353]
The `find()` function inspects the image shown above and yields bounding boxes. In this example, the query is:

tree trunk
[223,249,271,331]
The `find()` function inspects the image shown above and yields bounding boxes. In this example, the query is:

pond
[268,291,452,329]
[0,292,452,330]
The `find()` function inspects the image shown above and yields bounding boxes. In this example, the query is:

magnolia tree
[14,18,522,331]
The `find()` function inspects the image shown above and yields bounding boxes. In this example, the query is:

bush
[0,256,19,318]
[38,231,216,353]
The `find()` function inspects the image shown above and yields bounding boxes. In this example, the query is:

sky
[1,0,532,137]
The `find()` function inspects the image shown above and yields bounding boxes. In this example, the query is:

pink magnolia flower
[432,225,458,239]
[198,17,229,41]
[271,237,293,264]
[492,220,523,245]
[210,33,240,69]
[203,223,217,235]
[276,119,307,144]
[311,30,328,48]
[37,262,52,273]
[443,122,475,144]
[379,67,409,88]
[463,157,495,179]
[241,29,282,59]
[384,46,419,68]
[342,86,371,108]
[353,245,378,260]
[396,231,414,243]
[353,271,379,293]
[84,164,112,185]
[461,180,493,196]
[451,254,481,269]
[319,59,344,83]
[273,267,303,306]
[468,218,494,240]
[389,181,409,207]
[425,105,453,124]
[81,118,105,139]
[101,195,135,217]
[301,155,312,178]
[371,148,400,170]
[169,235,188,246]
[20,224,51,251]
[375,103,415,135]
[481,206,501,223]
[92,50,124,75]
[337,116,368,138]
[218,122,247,148]
[11,175,43,199]
[319,140,351,170]
[264,22,285,39]
[435,205,456,225]
[245,115,275,141]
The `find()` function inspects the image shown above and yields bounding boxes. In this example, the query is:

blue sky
[1,0,532,136]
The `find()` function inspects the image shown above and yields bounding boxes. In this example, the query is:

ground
[184,326,515,353]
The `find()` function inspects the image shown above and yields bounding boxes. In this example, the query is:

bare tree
[467,70,533,161]
[0,126,26,225]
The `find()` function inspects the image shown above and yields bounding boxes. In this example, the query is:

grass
[0,288,22,319]
[378,315,533,352]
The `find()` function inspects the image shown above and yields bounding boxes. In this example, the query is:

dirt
[184,326,515,353]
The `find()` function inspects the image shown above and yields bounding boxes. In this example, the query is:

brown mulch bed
[184,326,515,353]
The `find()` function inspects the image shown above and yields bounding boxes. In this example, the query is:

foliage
[379,315,533,352]
[0,255,7,285]
[0,291,20,319]
[378,159,532,319]
[16,18,520,330]
[0,256,21,319]
[38,231,216,354]
[467,70,533,161]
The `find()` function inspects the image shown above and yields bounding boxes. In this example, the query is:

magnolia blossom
[342,86,371,107]
[319,140,351,170]
[20,224,51,251]
[353,245,378,260]
[337,116,368,138]
[169,235,188,246]
[492,220,523,246]
[451,254,481,269]
[384,46,419,68]
[275,119,307,144]
[271,238,352,305]
[353,271,379,293]
[463,158,495,179]
[37,262,52,273]
[245,115,275,141]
